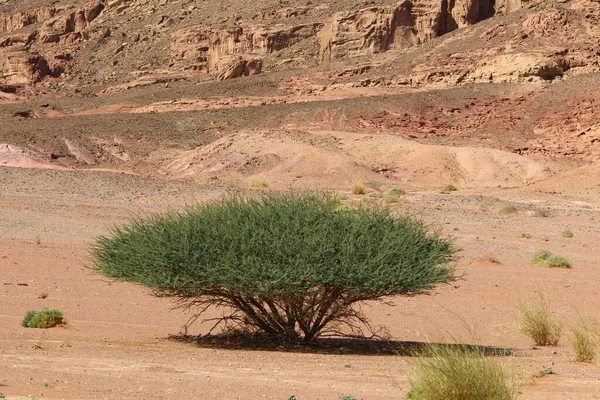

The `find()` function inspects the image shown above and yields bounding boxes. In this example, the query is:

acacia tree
[91,192,457,343]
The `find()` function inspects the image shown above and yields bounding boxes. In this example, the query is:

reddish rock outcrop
[0,7,59,33]
[217,56,263,80]
[0,50,50,85]
[39,0,105,44]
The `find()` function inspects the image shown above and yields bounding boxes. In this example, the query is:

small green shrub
[38,292,48,299]
[352,184,366,195]
[440,184,457,193]
[340,396,359,400]
[408,345,516,400]
[388,187,406,196]
[498,202,518,214]
[22,308,64,328]
[571,322,597,362]
[532,250,571,268]
[561,229,574,238]
[517,295,562,346]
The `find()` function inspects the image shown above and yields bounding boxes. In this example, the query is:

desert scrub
[352,183,366,195]
[517,295,562,346]
[388,187,407,196]
[440,184,457,193]
[561,229,574,238]
[571,321,598,362]
[532,250,571,268]
[408,345,516,400]
[384,194,401,204]
[498,202,518,214]
[363,180,383,191]
[22,308,64,328]
[92,191,457,343]
[384,188,406,203]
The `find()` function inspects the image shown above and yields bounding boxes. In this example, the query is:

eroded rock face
[0,7,59,33]
[320,0,520,62]
[171,23,322,75]
[0,50,50,85]
[217,56,263,80]
[319,5,403,62]
[39,0,105,44]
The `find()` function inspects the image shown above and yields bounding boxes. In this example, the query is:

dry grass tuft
[517,295,562,346]
[352,184,366,195]
[570,320,599,362]
[498,202,518,214]
[408,345,516,400]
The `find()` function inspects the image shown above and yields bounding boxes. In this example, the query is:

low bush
[408,345,515,400]
[532,250,571,268]
[517,295,562,346]
[561,229,574,238]
[498,202,518,214]
[22,308,64,328]
[388,188,406,196]
[440,184,457,193]
[91,191,457,343]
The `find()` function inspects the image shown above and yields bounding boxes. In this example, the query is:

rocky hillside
[1,0,599,194]
[4,0,597,93]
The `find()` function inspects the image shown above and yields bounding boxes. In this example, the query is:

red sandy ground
[1,166,600,399]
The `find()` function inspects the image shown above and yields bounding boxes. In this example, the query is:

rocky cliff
[0,0,598,97]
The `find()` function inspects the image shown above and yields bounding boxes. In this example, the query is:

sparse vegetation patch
[498,202,518,214]
[561,229,574,238]
[532,250,571,268]
[440,184,457,193]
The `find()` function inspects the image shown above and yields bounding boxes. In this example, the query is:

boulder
[217,56,263,80]
[0,50,50,85]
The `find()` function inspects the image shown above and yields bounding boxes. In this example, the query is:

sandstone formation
[320,0,521,62]
[38,0,104,44]
[0,50,49,84]
[171,23,322,75]
[0,0,104,86]
[0,7,59,33]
